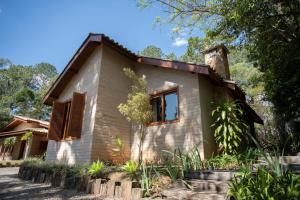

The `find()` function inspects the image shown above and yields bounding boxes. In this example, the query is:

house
[0,116,49,160]
[43,33,263,165]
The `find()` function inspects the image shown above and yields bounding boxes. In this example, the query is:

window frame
[61,100,72,140]
[148,87,180,126]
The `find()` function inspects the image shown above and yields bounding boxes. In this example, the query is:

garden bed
[0,160,23,168]
[18,161,143,199]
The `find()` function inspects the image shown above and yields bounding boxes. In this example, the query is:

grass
[0,160,23,167]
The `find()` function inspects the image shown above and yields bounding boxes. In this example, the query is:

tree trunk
[138,125,146,165]
[2,146,6,160]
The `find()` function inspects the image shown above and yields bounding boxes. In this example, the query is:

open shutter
[66,92,86,138]
[48,101,66,141]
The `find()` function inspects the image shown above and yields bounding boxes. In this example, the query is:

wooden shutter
[48,101,66,141]
[66,92,86,138]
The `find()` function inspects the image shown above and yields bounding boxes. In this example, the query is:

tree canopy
[139,0,300,132]
[0,59,58,128]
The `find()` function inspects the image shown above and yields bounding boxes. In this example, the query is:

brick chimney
[203,44,230,80]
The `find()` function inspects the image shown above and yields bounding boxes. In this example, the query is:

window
[48,92,86,141]
[62,101,71,139]
[150,88,179,125]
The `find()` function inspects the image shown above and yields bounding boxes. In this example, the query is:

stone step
[162,187,226,200]
[187,179,229,193]
[185,171,236,181]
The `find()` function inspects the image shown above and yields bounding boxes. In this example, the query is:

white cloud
[172,37,188,47]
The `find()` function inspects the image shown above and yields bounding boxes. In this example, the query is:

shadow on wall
[131,85,204,162]
[50,52,100,165]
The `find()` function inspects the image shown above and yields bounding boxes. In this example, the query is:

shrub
[88,160,104,176]
[211,100,248,154]
[21,131,33,141]
[163,146,203,176]
[228,167,300,200]
[123,160,138,174]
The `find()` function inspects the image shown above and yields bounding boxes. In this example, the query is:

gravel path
[0,167,107,200]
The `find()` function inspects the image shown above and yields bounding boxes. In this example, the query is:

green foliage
[118,68,152,163]
[0,60,58,128]
[228,166,300,200]
[88,160,104,176]
[123,160,138,173]
[139,45,164,58]
[211,101,248,154]
[22,157,88,177]
[164,146,202,176]
[228,132,300,199]
[118,68,152,125]
[3,137,16,149]
[180,37,207,64]
[140,162,156,196]
[139,0,300,135]
[112,135,125,163]
[21,131,33,141]
[230,62,264,104]
[164,52,177,60]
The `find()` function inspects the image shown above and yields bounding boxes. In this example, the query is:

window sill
[147,119,180,126]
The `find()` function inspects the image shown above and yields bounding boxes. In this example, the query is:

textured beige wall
[132,64,204,161]
[11,136,22,160]
[46,46,102,165]
[198,75,218,158]
[91,45,133,162]
[29,135,47,156]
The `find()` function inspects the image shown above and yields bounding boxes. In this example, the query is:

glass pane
[164,92,178,121]
[151,96,162,122]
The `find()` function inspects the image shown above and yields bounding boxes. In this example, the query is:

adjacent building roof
[0,128,48,138]
[3,116,49,130]
[42,33,263,124]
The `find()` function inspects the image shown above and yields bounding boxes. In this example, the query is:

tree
[180,37,207,64]
[165,52,177,60]
[2,137,16,160]
[0,59,58,129]
[139,0,300,142]
[118,68,153,164]
[139,45,164,58]
[230,62,264,105]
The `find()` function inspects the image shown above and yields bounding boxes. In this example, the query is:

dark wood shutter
[48,101,66,141]
[66,92,86,138]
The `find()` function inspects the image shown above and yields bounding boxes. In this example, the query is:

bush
[211,100,248,154]
[88,160,104,177]
[228,167,300,200]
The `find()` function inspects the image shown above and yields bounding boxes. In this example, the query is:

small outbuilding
[0,116,49,160]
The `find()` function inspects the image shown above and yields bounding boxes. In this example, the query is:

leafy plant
[228,133,300,199]
[140,162,155,196]
[2,136,16,160]
[21,131,33,141]
[88,160,104,176]
[211,100,248,154]
[112,135,125,164]
[123,160,138,174]
[228,166,300,200]
[164,161,181,182]
[118,68,153,164]
[163,146,203,177]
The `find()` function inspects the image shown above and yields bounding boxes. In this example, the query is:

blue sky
[0,0,197,72]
